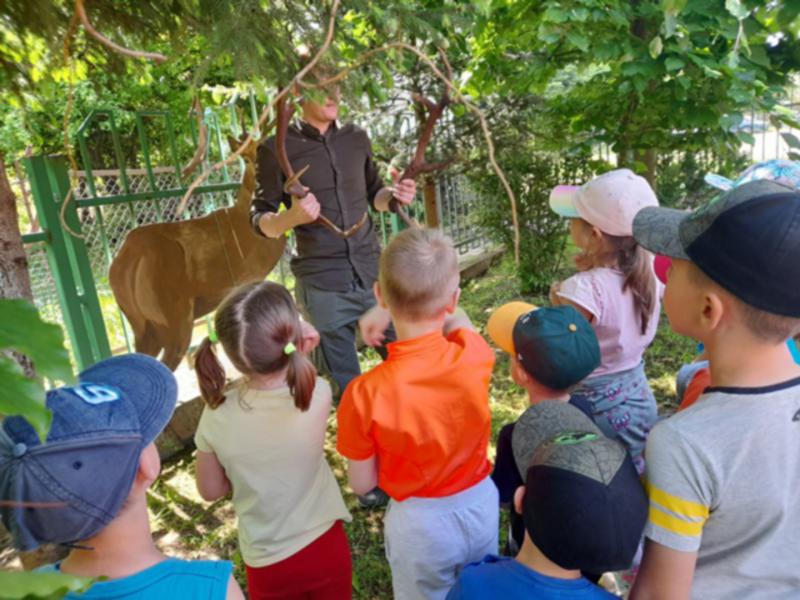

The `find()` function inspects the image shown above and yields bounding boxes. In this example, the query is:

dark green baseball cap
[487,303,600,390]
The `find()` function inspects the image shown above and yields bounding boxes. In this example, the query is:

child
[193,281,352,600]
[447,400,648,599]
[339,227,498,600]
[486,302,601,554]
[0,354,243,599]
[630,180,800,598]
[549,169,661,471]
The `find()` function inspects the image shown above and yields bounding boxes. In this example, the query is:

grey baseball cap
[633,179,800,317]
[0,354,177,551]
[512,400,647,573]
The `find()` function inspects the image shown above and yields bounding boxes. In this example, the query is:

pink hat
[549,169,659,236]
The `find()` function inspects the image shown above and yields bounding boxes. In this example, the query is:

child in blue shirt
[0,354,243,600]
[448,401,647,599]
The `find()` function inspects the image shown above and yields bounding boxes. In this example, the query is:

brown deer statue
[109,135,285,370]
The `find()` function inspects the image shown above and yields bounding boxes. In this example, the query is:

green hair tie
[208,329,218,343]
[284,342,297,355]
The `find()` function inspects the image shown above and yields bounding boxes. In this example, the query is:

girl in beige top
[193,282,351,599]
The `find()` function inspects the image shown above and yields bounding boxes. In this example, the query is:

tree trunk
[0,154,33,303]
[634,148,658,190]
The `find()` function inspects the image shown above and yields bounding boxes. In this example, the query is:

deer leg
[159,309,194,371]
[134,321,162,357]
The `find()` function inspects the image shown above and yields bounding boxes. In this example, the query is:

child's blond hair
[379,228,459,320]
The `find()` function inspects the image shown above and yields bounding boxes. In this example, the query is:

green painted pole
[23,155,110,370]
[48,156,112,366]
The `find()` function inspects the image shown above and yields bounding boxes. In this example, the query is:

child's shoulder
[445,327,495,364]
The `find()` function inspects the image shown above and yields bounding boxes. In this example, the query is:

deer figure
[109,135,286,370]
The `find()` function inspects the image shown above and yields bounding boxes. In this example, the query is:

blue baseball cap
[633,180,800,317]
[0,354,177,551]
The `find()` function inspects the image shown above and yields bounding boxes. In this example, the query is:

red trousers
[245,520,352,600]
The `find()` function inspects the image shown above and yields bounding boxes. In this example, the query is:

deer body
[109,137,285,370]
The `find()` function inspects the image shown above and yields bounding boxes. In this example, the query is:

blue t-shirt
[39,558,232,599]
[446,555,616,599]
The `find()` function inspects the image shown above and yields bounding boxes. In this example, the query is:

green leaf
[649,36,664,59]
[0,300,74,384]
[0,571,95,599]
[665,56,685,71]
[737,131,756,145]
[725,0,749,19]
[566,31,589,52]
[662,0,688,12]
[783,132,800,149]
[0,358,51,440]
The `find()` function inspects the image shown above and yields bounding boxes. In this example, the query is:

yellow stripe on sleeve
[648,505,705,537]
[645,480,710,520]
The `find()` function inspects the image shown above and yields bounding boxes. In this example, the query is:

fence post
[423,176,440,228]
[23,154,111,371]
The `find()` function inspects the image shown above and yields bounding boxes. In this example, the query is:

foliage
[656,146,749,207]
[469,0,800,168]
[0,298,74,440]
[0,572,94,600]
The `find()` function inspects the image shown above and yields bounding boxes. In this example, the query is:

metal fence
[14,106,493,372]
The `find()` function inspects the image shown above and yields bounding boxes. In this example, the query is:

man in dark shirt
[250,90,416,396]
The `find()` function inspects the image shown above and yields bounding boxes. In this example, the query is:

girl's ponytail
[605,235,656,335]
[285,344,317,411]
[195,337,228,408]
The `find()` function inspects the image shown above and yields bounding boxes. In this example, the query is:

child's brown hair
[194,281,316,411]
[604,234,657,335]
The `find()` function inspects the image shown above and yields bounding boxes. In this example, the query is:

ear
[510,357,531,387]
[373,281,389,309]
[445,286,461,314]
[589,225,605,241]
[701,289,726,333]
[131,443,161,497]
[227,134,240,154]
[513,486,526,515]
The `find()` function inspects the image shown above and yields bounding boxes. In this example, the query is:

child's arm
[549,281,595,323]
[630,539,697,600]
[226,576,245,600]
[196,451,232,502]
[347,456,378,496]
[443,307,474,334]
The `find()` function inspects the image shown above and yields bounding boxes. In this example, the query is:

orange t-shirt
[336,328,495,501]
[678,367,711,412]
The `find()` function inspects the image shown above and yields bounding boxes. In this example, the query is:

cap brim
[632,206,690,260]
[549,185,581,218]
[704,173,734,191]
[511,401,601,479]
[487,302,536,354]
[79,354,177,446]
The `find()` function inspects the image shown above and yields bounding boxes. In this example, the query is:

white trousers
[384,477,499,600]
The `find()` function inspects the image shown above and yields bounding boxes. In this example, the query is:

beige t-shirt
[194,378,351,567]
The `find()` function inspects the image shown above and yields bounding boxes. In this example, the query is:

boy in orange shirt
[337,228,498,600]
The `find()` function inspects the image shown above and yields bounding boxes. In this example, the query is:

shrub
[468,150,601,294]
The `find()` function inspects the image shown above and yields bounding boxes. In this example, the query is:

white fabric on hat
[572,169,658,236]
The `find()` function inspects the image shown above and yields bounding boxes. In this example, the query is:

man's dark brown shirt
[250,121,384,291]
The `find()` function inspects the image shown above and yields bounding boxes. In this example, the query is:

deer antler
[274,95,368,238]
[390,49,454,228]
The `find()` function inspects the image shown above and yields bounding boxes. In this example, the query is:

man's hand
[390,168,417,206]
[298,319,320,354]
[359,305,392,347]
[288,192,321,226]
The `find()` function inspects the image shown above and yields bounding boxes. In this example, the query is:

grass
[142,255,695,598]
